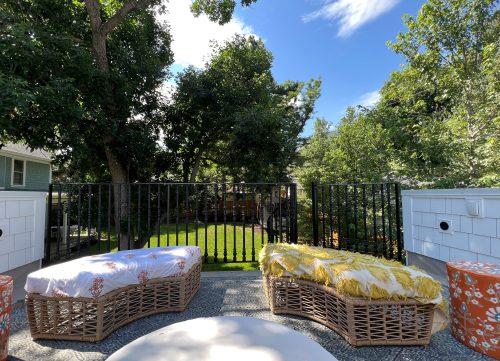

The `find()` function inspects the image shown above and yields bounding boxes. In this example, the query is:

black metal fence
[310,182,403,262]
[43,181,403,265]
[44,182,298,265]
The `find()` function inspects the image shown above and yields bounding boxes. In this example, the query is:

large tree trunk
[84,0,155,250]
[189,152,203,183]
[104,143,131,250]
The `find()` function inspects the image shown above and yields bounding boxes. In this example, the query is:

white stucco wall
[402,188,500,265]
[0,191,47,273]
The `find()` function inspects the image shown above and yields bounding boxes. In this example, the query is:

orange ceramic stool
[447,261,500,359]
[0,276,13,361]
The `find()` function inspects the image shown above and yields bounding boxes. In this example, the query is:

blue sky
[160,0,427,136]
[236,0,426,135]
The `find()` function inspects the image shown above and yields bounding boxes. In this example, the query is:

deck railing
[44,182,298,265]
[310,182,403,262]
[44,181,403,265]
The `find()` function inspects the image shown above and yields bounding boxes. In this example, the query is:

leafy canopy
[297,0,499,188]
[380,0,500,186]
[191,0,257,24]
[0,0,174,181]
[295,108,392,189]
[164,35,321,182]
[0,0,261,182]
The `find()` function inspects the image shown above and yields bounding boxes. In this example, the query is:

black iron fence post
[44,184,53,265]
[395,183,403,262]
[290,183,298,244]
[311,182,319,246]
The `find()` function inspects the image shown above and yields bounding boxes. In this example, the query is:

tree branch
[84,0,102,35]
[100,0,156,35]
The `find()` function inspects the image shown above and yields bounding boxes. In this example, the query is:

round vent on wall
[439,221,449,231]
[438,218,453,233]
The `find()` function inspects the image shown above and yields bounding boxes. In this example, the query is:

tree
[294,111,392,241]
[1,0,173,248]
[295,108,392,187]
[1,0,171,184]
[297,0,499,188]
[0,0,259,183]
[215,79,321,182]
[379,0,499,186]
[373,67,459,186]
[191,0,258,24]
[327,108,393,183]
[293,118,332,190]
[80,0,259,184]
[1,0,259,248]
[164,36,321,182]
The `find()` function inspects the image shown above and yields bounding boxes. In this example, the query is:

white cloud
[358,90,381,107]
[303,0,400,37]
[157,0,257,68]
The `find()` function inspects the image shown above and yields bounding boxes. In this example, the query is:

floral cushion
[25,246,201,298]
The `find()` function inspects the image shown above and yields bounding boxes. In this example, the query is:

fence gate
[44,182,297,265]
[310,182,403,262]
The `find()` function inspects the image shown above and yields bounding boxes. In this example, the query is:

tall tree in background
[1,0,258,184]
[81,0,261,183]
[164,36,321,182]
[295,108,392,188]
[1,0,173,185]
[379,0,499,186]
[294,110,392,241]
[1,0,259,248]
[294,118,335,190]
[298,0,499,188]
[327,108,392,183]
[373,67,458,184]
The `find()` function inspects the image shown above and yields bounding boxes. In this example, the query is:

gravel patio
[7,271,494,361]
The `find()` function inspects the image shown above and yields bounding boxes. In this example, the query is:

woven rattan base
[26,261,201,342]
[265,275,436,346]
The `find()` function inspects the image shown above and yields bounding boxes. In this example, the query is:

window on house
[12,159,25,186]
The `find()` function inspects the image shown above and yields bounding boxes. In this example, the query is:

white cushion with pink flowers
[25,246,201,298]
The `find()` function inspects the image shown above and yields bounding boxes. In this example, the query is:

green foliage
[217,79,321,182]
[164,35,321,182]
[327,108,393,183]
[294,110,393,241]
[295,109,392,187]
[294,118,332,190]
[373,67,459,185]
[191,0,257,24]
[1,0,261,183]
[380,0,500,187]
[296,0,499,189]
[0,0,173,182]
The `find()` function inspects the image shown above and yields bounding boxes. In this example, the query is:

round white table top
[107,316,337,361]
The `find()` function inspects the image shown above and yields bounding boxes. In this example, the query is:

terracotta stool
[0,276,13,361]
[447,261,500,359]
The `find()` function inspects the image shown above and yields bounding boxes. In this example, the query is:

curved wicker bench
[264,275,436,346]
[26,261,201,342]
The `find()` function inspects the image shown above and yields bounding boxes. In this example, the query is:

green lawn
[90,223,266,271]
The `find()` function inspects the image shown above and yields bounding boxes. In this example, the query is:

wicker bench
[264,275,436,346]
[26,260,201,342]
[25,247,202,342]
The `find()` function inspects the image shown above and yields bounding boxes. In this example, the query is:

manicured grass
[90,223,266,271]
